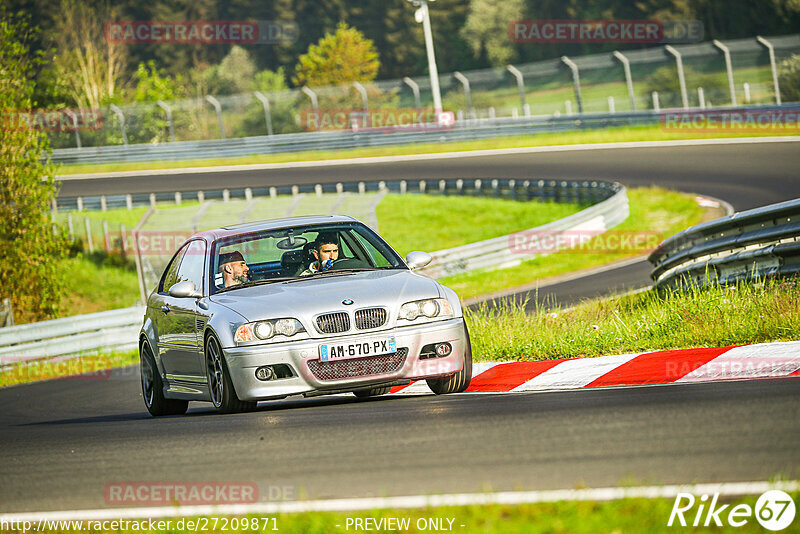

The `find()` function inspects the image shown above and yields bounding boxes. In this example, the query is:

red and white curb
[390,340,800,395]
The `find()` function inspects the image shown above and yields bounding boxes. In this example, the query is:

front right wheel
[206,335,257,414]
[426,320,473,395]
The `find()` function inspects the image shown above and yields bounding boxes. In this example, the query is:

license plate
[319,336,396,362]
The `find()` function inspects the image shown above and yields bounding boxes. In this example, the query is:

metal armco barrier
[420,182,627,278]
[0,306,144,366]
[50,103,800,166]
[649,198,800,289]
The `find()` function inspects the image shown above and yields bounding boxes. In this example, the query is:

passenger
[219,251,249,287]
[300,233,339,276]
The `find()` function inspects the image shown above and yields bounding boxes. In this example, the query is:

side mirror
[405,251,432,270]
[169,280,202,298]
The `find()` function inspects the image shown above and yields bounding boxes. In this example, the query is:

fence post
[756,36,781,105]
[712,39,737,106]
[560,56,583,114]
[301,87,319,131]
[103,220,110,251]
[84,217,94,253]
[156,100,176,142]
[613,50,636,111]
[743,83,751,103]
[67,212,74,238]
[204,95,225,139]
[403,77,422,122]
[64,109,81,149]
[608,96,615,113]
[698,87,706,109]
[109,104,128,145]
[120,223,127,254]
[565,100,573,115]
[352,82,369,120]
[652,91,660,112]
[506,65,527,113]
[453,72,474,120]
[665,45,689,109]
[253,91,274,136]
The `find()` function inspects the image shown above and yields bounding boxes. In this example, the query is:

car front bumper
[223,318,467,401]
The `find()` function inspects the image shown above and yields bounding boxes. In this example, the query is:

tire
[140,341,189,417]
[353,386,391,399]
[206,335,257,414]
[426,320,473,395]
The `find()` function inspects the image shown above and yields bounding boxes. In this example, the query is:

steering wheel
[327,258,369,270]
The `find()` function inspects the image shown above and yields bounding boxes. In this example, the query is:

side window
[175,240,207,293]
[351,230,391,267]
[159,245,188,293]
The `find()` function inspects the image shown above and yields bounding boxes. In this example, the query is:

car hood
[208,269,442,323]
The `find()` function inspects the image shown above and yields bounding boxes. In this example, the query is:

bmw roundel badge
[342,299,354,305]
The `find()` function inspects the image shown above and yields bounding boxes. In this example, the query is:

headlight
[235,318,305,343]
[398,298,453,321]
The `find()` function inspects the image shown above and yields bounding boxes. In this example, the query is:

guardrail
[0,307,144,367]
[50,103,800,166]
[648,198,800,289]
[420,182,627,278]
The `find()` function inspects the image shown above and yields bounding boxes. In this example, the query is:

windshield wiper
[217,277,297,292]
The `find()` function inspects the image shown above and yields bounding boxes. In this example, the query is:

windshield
[210,222,405,293]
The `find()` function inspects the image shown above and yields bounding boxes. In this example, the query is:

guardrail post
[84,217,94,253]
[352,82,369,121]
[506,65,527,114]
[492,179,499,197]
[612,50,636,111]
[336,182,343,195]
[245,187,253,201]
[456,179,463,195]
[378,181,386,192]
[301,87,319,131]
[664,45,689,109]
[652,91,660,112]
[453,72,474,120]
[475,179,482,196]
[698,87,706,109]
[400,180,407,194]
[156,100,176,142]
[109,104,128,145]
[223,189,230,202]
[269,187,277,199]
[712,40,737,106]
[77,197,83,211]
[198,191,205,203]
[608,96,615,114]
[439,180,446,195]
[315,184,323,197]
[756,36,781,105]
[358,182,365,195]
[743,83,751,103]
[509,179,516,200]
[560,56,583,114]
[204,95,225,139]
[149,193,156,208]
[125,194,132,210]
[100,195,107,212]
[419,180,426,194]
[403,77,422,121]
[103,220,110,251]
[253,91,274,136]
[175,191,182,205]
[64,109,81,149]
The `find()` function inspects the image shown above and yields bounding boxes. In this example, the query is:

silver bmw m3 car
[139,215,472,415]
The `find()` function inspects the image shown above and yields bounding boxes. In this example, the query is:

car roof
[191,215,361,243]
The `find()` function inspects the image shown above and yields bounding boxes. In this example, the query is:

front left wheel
[140,341,189,417]
[206,335,257,414]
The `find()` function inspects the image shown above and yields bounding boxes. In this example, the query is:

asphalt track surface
[1,370,798,513]
[57,140,800,306]
[2,140,794,513]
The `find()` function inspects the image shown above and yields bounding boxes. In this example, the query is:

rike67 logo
[668,490,796,531]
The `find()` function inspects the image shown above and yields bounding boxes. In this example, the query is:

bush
[778,54,800,103]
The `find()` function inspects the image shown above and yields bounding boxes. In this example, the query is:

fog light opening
[255,366,275,381]
[435,342,452,357]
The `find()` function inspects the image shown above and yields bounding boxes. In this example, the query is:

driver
[219,251,249,287]
[300,233,339,276]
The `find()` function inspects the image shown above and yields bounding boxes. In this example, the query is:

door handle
[161,305,171,314]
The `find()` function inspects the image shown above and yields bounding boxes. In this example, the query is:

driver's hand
[323,259,333,271]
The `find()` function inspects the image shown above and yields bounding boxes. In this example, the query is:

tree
[202,46,258,96]
[778,54,800,103]
[462,0,524,66]
[49,0,128,109]
[293,23,380,87]
[0,10,67,322]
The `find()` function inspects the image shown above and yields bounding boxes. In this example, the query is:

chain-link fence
[48,34,800,149]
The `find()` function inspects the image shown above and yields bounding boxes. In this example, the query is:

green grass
[0,350,138,387]
[55,123,799,175]
[60,253,140,316]
[466,277,800,362]
[439,187,707,299]
[13,491,795,533]
[377,194,585,257]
